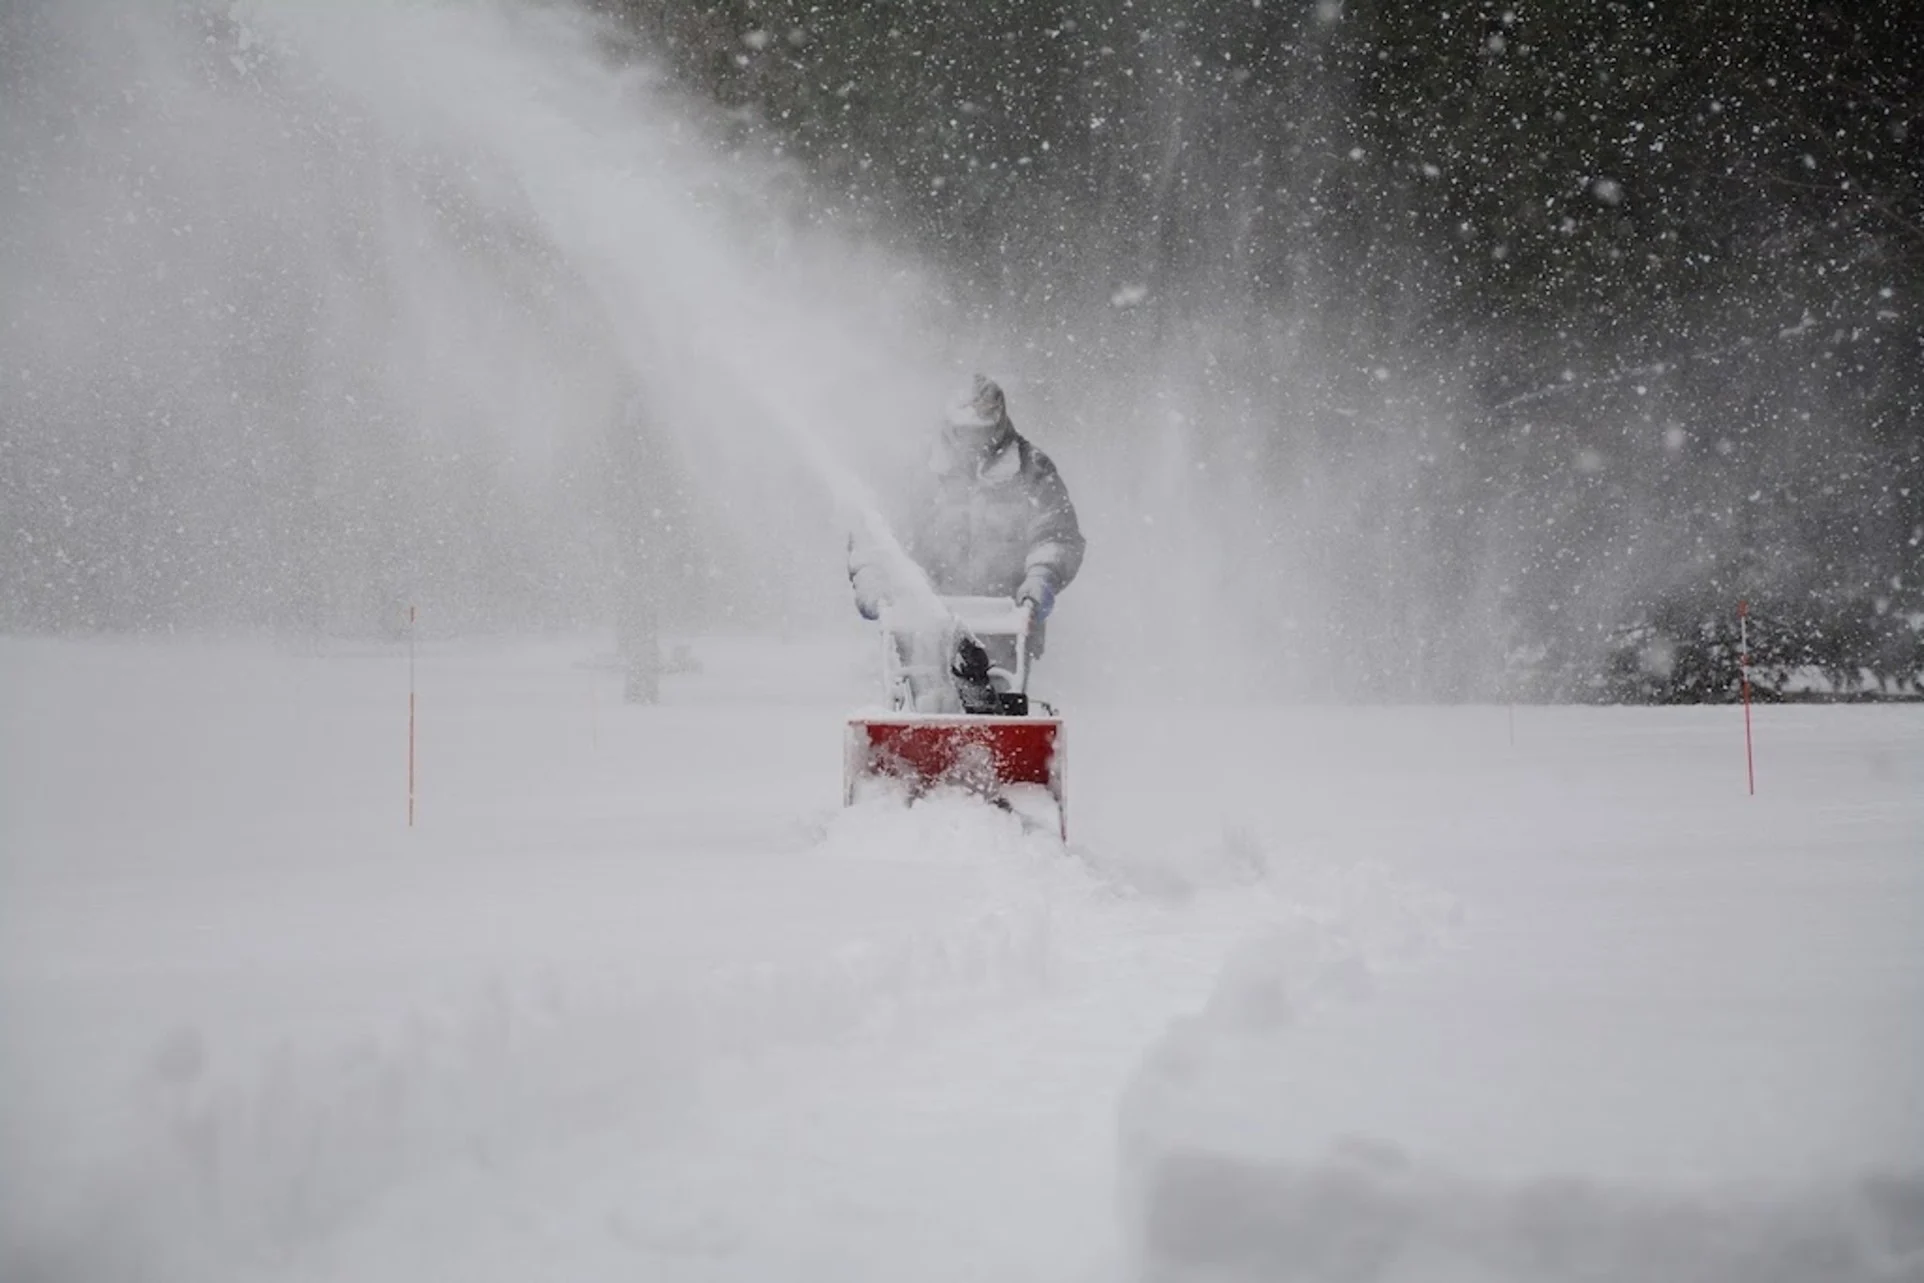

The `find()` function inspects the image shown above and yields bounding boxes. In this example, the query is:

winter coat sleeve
[1020,448,1085,595]
[847,523,890,617]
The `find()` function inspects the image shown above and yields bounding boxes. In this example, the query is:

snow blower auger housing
[844,595,1066,839]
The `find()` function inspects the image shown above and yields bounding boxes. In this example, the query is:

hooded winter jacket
[849,420,1084,646]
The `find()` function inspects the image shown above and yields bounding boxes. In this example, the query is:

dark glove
[855,590,883,621]
[1017,575,1056,620]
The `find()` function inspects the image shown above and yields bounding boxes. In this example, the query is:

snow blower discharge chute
[844,596,1066,839]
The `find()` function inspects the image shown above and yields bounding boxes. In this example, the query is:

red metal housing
[845,713,1066,837]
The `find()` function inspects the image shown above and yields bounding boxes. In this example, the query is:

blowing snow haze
[2,7,1923,1283]
[1,0,1919,701]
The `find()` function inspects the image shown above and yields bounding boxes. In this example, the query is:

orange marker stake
[1738,600,1755,796]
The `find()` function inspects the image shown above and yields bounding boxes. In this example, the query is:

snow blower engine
[844,595,1067,839]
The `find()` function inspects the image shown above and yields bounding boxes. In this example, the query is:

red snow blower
[843,595,1067,839]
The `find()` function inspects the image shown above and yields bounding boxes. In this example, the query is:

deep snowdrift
[1,632,1918,1282]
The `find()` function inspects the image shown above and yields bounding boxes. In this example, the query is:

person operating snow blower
[842,376,1084,835]
[847,375,1085,700]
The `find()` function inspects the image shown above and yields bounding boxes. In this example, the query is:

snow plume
[0,0,1492,700]
[0,0,950,638]
[0,0,1506,698]
[4,0,1917,701]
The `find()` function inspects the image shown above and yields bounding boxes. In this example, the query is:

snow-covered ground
[1,631,1918,1282]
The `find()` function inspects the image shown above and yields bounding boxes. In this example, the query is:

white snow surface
[1,632,1920,1282]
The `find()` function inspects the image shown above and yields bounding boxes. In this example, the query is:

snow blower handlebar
[875,595,1035,711]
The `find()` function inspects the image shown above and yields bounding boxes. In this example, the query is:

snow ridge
[7,800,1060,1283]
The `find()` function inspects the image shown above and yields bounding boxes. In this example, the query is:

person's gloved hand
[1017,575,1056,620]
[851,566,888,621]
